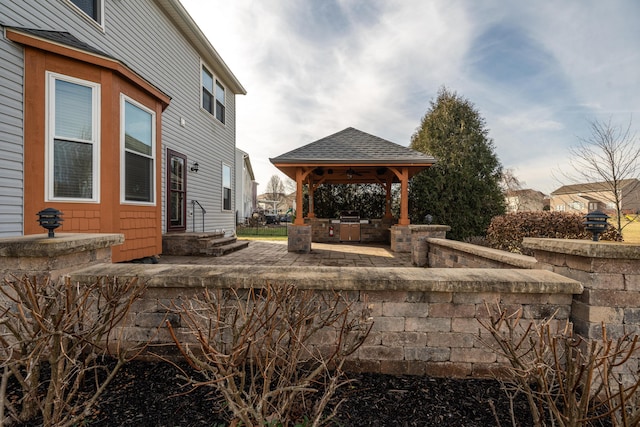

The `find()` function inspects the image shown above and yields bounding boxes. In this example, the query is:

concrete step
[201,239,250,257]
[199,236,237,248]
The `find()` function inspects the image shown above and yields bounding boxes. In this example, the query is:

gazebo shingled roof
[270,127,436,183]
[270,127,436,226]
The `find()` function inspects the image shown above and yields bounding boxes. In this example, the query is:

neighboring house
[257,192,295,216]
[235,148,257,224]
[0,0,246,261]
[550,179,640,215]
[505,189,547,212]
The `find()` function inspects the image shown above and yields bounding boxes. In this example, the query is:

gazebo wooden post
[288,166,312,253]
[307,175,315,219]
[399,167,410,226]
[384,179,393,220]
[294,168,304,225]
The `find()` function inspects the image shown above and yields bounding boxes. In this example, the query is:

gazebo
[270,127,436,253]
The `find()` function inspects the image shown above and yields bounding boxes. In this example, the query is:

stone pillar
[411,236,428,266]
[0,233,124,281]
[287,224,311,253]
[390,225,411,253]
[392,224,450,255]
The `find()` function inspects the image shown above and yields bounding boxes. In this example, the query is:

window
[215,80,225,123]
[47,72,100,201]
[201,65,226,124]
[223,164,232,211]
[121,95,155,203]
[69,0,103,25]
[202,66,214,114]
[555,204,565,212]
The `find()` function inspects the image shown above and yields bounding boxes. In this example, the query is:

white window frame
[200,62,226,124]
[120,94,156,206]
[45,72,101,203]
[66,0,105,29]
[222,163,232,211]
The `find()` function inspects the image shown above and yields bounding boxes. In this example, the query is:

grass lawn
[237,236,288,241]
[620,217,640,243]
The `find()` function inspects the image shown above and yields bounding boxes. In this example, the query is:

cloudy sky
[181,0,640,194]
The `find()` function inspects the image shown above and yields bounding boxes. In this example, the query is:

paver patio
[158,239,413,267]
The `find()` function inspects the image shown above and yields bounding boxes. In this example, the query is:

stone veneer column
[523,238,640,340]
[287,224,311,253]
[392,224,451,254]
[0,233,124,281]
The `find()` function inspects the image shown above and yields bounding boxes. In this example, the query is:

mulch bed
[75,360,535,426]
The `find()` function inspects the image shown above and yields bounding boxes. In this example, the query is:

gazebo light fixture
[346,168,355,179]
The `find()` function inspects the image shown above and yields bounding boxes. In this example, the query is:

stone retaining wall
[0,233,122,281]
[5,233,640,382]
[70,264,581,378]
[425,238,538,269]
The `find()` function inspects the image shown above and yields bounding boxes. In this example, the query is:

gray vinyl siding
[0,21,24,236]
[0,0,240,237]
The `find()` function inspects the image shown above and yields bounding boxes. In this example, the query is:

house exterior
[235,148,257,224]
[505,189,547,212]
[550,179,640,215]
[0,0,245,262]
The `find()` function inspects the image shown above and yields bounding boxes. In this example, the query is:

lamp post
[37,208,63,238]
[583,210,609,242]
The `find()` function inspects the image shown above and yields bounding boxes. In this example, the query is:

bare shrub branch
[479,301,640,427]
[168,284,372,426]
[0,275,147,427]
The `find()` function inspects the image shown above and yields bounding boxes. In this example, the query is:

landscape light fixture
[583,210,609,241]
[190,161,199,172]
[37,207,63,238]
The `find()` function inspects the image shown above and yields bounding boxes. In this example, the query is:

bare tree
[265,174,285,201]
[501,168,524,212]
[564,118,640,233]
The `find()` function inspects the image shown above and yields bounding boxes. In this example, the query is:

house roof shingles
[551,179,640,195]
[270,127,436,165]
[8,27,114,59]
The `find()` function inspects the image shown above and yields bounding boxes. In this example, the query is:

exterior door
[166,149,187,232]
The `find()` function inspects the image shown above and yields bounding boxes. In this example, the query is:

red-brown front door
[166,149,187,232]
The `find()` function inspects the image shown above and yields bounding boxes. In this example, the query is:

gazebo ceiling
[270,127,436,183]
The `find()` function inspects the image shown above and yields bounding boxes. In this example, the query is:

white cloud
[180,0,640,192]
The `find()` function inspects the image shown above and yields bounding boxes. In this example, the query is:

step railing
[191,200,206,232]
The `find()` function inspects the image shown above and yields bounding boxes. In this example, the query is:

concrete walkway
[159,239,413,268]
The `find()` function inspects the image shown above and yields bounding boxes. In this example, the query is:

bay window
[121,95,155,203]
[47,72,100,201]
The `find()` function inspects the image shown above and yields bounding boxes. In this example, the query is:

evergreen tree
[409,87,505,240]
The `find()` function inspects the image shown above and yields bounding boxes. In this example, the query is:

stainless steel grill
[339,210,361,241]
[339,210,360,223]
